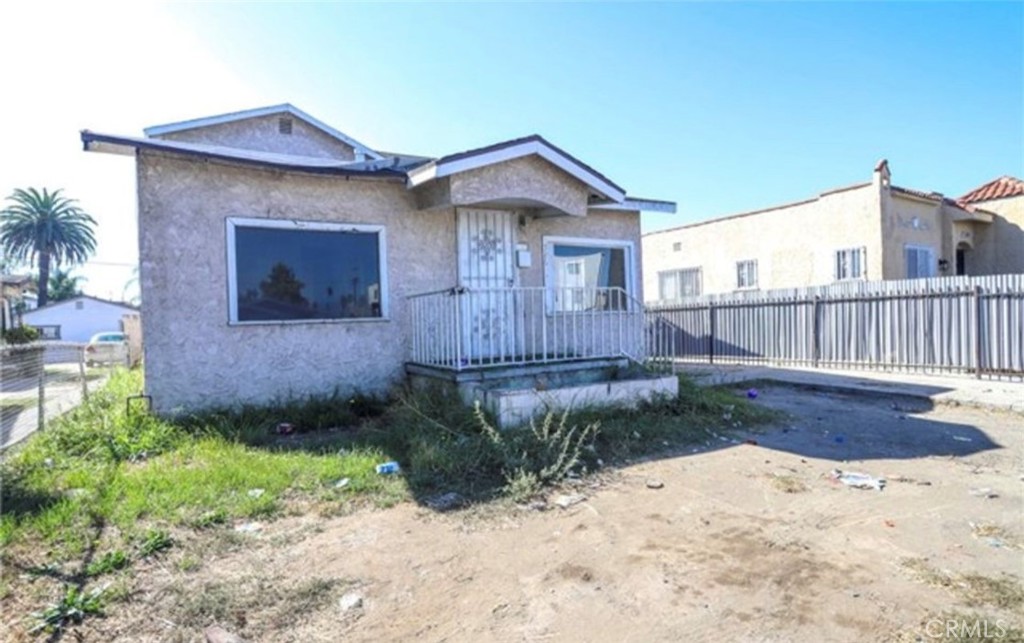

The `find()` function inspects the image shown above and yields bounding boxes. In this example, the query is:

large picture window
[543,237,634,312]
[227,218,387,324]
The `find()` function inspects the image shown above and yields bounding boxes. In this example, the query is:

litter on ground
[830,469,886,491]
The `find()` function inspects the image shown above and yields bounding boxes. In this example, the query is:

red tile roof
[958,176,1024,203]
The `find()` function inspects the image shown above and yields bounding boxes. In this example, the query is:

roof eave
[81,131,406,180]
[143,104,385,161]
[406,137,627,203]
[591,198,677,213]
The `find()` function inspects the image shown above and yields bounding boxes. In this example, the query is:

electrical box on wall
[516,244,532,268]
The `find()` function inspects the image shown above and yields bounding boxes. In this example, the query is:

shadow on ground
[733,385,1002,461]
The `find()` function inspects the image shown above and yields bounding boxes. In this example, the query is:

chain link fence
[1,341,128,449]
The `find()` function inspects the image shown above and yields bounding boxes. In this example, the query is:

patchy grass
[164,573,350,638]
[29,584,106,635]
[770,474,809,494]
[902,558,1024,610]
[0,367,773,639]
[970,522,1023,549]
[1,397,35,413]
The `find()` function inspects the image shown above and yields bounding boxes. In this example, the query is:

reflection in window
[550,243,628,311]
[230,222,384,322]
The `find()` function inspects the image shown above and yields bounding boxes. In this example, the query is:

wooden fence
[646,275,1024,379]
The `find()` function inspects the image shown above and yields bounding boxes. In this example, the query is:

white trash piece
[831,469,886,491]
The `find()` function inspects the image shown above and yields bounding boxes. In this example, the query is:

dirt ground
[108,386,1023,642]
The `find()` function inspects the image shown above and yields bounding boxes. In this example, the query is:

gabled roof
[958,176,1024,203]
[143,103,384,161]
[22,294,138,315]
[406,135,627,203]
[81,131,410,179]
[84,107,676,213]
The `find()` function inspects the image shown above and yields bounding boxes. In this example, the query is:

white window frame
[736,259,758,290]
[904,244,935,279]
[226,216,389,325]
[542,236,637,314]
[658,267,702,301]
[834,247,867,281]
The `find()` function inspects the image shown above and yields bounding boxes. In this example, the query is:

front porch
[405,286,678,426]
[407,286,647,371]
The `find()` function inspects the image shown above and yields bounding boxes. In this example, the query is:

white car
[85,332,129,366]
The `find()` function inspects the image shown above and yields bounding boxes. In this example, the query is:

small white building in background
[22,295,138,342]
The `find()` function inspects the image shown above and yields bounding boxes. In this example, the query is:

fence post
[708,303,716,365]
[79,346,89,401]
[973,285,983,379]
[812,295,821,368]
[37,367,45,433]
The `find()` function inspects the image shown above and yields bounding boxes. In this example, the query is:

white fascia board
[144,104,384,160]
[407,140,626,202]
[83,138,138,156]
[591,199,677,213]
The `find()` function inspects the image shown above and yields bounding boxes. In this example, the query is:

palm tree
[0,188,97,307]
[48,268,86,302]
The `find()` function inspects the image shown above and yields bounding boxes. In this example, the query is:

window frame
[658,267,703,301]
[542,235,637,314]
[834,247,866,281]
[225,216,389,326]
[904,244,935,280]
[735,259,758,290]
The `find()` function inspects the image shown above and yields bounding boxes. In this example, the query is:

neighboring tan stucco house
[644,162,1023,301]
[82,104,675,413]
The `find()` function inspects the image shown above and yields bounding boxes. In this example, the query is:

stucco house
[82,104,675,414]
[644,162,1024,301]
[21,295,138,342]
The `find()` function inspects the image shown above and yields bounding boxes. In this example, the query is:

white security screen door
[457,209,517,360]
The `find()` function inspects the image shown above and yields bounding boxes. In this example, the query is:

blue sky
[1,2,1021,298]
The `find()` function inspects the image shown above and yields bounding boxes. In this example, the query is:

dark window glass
[234,226,382,322]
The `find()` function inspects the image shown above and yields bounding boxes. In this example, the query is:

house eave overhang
[80,131,406,180]
[591,197,677,213]
[406,136,627,203]
[142,103,385,161]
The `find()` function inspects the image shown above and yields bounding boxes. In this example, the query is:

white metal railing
[408,286,646,370]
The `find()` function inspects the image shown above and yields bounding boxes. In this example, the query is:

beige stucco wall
[970,195,1024,275]
[449,156,590,217]
[136,151,642,412]
[878,193,947,279]
[643,183,882,299]
[137,151,454,413]
[519,208,642,293]
[156,114,358,160]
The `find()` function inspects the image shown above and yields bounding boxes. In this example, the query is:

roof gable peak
[143,104,383,160]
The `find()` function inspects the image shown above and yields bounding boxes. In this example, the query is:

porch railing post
[454,290,463,371]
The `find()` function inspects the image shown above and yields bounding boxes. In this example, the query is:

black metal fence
[646,274,1024,380]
